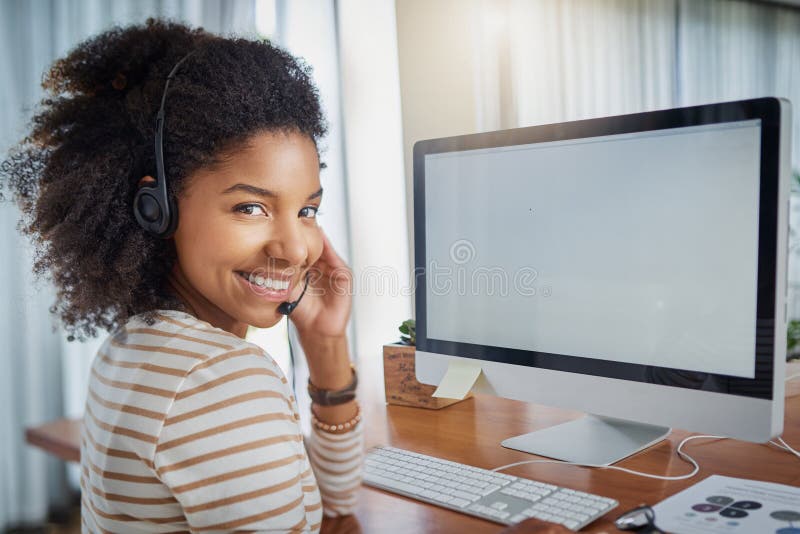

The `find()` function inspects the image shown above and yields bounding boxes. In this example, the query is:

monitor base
[501,415,670,466]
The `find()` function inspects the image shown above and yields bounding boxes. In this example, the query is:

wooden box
[383,343,470,409]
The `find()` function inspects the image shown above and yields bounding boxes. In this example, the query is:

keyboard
[363,446,618,531]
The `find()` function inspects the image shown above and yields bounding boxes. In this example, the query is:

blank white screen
[424,120,762,378]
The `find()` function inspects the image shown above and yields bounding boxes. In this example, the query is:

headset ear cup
[134,189,164,236]
[135,191,161,223]
[133,187,177,239]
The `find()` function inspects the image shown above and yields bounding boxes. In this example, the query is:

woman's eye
[299,206,319,219]
[235,203,267,217]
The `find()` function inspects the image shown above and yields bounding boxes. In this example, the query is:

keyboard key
[480,484,502,496]
[453,490,481,501]
[431,493,452,503]
[450,497,471,508]
[364,474,419,494]
[420,489,438,499]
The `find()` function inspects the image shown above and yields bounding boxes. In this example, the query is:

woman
[1,18,361,532]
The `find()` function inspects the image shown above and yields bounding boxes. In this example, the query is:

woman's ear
[138,175,156,188]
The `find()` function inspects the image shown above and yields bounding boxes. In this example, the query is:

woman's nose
[264,222,308,267]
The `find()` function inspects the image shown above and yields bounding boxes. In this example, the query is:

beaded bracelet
[311,402,362,434]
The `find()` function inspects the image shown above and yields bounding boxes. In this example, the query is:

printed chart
[653,475,800,533]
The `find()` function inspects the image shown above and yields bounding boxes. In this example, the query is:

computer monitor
[413,97,791,466]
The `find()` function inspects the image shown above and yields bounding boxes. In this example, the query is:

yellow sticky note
[432,359,482,399]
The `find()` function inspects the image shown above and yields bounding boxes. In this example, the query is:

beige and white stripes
[80,309,364,533]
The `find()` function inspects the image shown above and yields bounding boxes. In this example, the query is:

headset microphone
[277,273,310,316]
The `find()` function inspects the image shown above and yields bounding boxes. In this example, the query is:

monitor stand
[501,415,670,466]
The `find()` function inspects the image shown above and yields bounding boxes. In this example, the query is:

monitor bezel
[413,97,784,401]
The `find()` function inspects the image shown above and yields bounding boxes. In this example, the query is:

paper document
[652,474,800,534]
[432,360,482,399]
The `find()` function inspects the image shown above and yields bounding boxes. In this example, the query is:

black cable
[287,324,297,398]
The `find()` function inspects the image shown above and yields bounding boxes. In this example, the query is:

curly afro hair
[0,17,328,342]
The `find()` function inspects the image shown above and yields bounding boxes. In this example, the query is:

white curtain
[505,0,678,127]
[0,0,255,529]
[476,0,800,315]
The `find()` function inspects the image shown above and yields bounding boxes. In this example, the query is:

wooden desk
[27,362,800,533]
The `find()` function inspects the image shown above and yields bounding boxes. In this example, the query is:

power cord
[491,370,800,478]
[490,435,725,481]
[769,437,800,459]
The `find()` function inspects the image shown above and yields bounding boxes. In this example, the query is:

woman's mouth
[235,271,292,301]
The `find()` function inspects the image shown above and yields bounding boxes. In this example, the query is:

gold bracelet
[311,402,362,434]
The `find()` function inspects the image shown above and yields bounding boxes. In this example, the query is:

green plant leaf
[788,319,800,353]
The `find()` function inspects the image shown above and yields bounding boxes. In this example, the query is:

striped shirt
[80,309,364,533]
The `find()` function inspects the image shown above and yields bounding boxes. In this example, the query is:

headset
[277,273,310,315]
[133,52,309,316]
[132,52,194,239]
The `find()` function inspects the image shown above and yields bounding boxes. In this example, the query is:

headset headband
[133,51,195,238]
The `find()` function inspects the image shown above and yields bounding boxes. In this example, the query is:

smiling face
[163,129,324,333]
